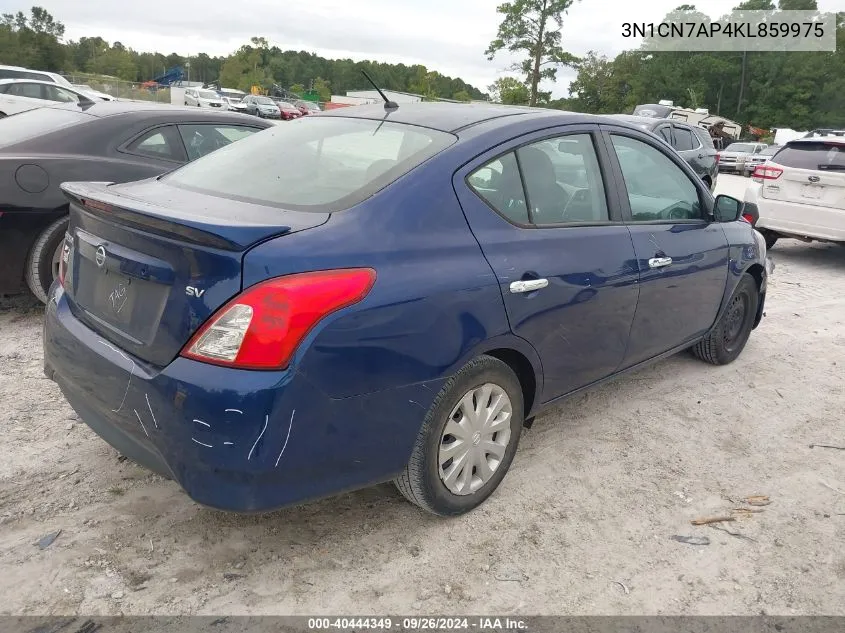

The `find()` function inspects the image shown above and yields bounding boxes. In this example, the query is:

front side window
[165,117,456,211]
[611,135,702,222]
[44,85,81,103]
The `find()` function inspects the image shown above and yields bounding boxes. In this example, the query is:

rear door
[600,124,729,367]
[454,125,640,402]
[0,81,56,114]
[762,141,845,211]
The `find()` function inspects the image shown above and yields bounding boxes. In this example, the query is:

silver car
[718,142,768,174]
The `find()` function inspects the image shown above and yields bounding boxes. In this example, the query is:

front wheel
[692,274,759,365]
[394,355,524,516]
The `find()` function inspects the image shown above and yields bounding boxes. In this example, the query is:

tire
[762,231,778,250]
[394,355,524,516]
[692,274,759,366]
[25,215,68,304]
[0,112,6,118]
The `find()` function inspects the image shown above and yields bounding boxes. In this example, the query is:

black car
[0,101,273,302]
[603,115,719,191]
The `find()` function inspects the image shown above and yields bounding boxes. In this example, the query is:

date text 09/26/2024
[307,617,528,631]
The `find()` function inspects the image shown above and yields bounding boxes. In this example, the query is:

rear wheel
[26,215,69,304]
[394,355,524,516]
[692,274,758,366]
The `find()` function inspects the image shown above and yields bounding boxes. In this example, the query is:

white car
[744,136,845,248]
[184,88,226,109]
[0,64,75,89]
[221,96,248,112]
[72,84,116,101]
[0,79,99,117]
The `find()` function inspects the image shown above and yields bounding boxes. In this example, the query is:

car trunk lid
[60,179,329,366]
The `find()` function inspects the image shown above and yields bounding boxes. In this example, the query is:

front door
[600,126,730,367]
[454,126,640,403]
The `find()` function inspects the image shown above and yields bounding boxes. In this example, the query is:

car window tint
[772,142,845,170]
[165,117,455,212]
[611,135,702,222]
[467,152,529,224]
[127,128,181,161]
[673,127,695,151]
[516,134,609,225]
[178,124,259,161]
[695,128,715,149]
[657,127,672,143]
[7,82,43,99]
[44,85,80,103]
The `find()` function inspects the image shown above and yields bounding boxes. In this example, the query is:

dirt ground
[1,175,844,616]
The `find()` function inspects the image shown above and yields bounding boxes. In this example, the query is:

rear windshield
[164,116,456,211]
[772,142,845,171]
[0,107,89,148]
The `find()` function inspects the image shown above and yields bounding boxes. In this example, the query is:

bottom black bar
[1,617,843,633]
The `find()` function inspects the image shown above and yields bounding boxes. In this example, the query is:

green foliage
[567,4,845,129]
[488,76,530,105]
[0,6,487,101]
[486,0,580,106]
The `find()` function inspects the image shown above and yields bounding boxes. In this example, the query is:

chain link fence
[61,74,173,103]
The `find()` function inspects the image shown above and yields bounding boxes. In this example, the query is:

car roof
[788,135,845,144]
[0,78,64,86]
[45,100,256,118]
[600,114,659,127]
[316,102,583,133]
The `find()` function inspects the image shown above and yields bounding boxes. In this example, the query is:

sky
[4,0,840,97]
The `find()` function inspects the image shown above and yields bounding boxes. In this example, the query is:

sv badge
[186,286,206,298]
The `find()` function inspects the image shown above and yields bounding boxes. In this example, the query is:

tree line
[0,7,487,101]
[487,0,845,130]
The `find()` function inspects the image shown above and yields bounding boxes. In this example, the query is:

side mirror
[713,194,743,222]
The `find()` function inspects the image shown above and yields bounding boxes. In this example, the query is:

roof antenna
[361,70,398,111]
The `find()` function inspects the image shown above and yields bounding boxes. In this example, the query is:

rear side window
[0,107,89,148]
[6,82,44,99]
[467,152,529,224]
[695,128,715,149]
[178,124,259,161]
[672,127,696,151]
[165,117,456,212]
[0,69,50,81]
[126,127,184,162]
[771,142,845,171]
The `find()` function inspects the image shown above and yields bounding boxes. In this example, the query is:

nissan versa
[44,103,772,516]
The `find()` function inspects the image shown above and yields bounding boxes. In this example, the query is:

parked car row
[36,103,770,518]
[186,88,320,120]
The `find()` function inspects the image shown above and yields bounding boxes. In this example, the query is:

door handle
[510,279,549,293]
[648,257,673,269]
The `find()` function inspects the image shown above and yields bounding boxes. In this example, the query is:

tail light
[180,268,376,370]
[715,153,720,164]
[741,213,754,224]
[57,238,70,287]
[752,165,782,183]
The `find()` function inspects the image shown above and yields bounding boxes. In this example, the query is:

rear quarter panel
[242,151,542,403]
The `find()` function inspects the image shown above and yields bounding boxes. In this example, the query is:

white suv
[184,88,226,109]
[744,137,845,248]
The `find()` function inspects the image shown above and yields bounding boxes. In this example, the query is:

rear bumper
[44,284,443,512]
[749,189,845,242]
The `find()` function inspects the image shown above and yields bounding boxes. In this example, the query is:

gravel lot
[1,175,844,616]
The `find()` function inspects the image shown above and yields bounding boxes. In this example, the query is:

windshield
[198,90,219,100]
[0,107,89,148]
[255,97,273,105]
[725,143,755,153]
[164,117,456,212]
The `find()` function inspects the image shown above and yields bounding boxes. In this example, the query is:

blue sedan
[43,103,771,516]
